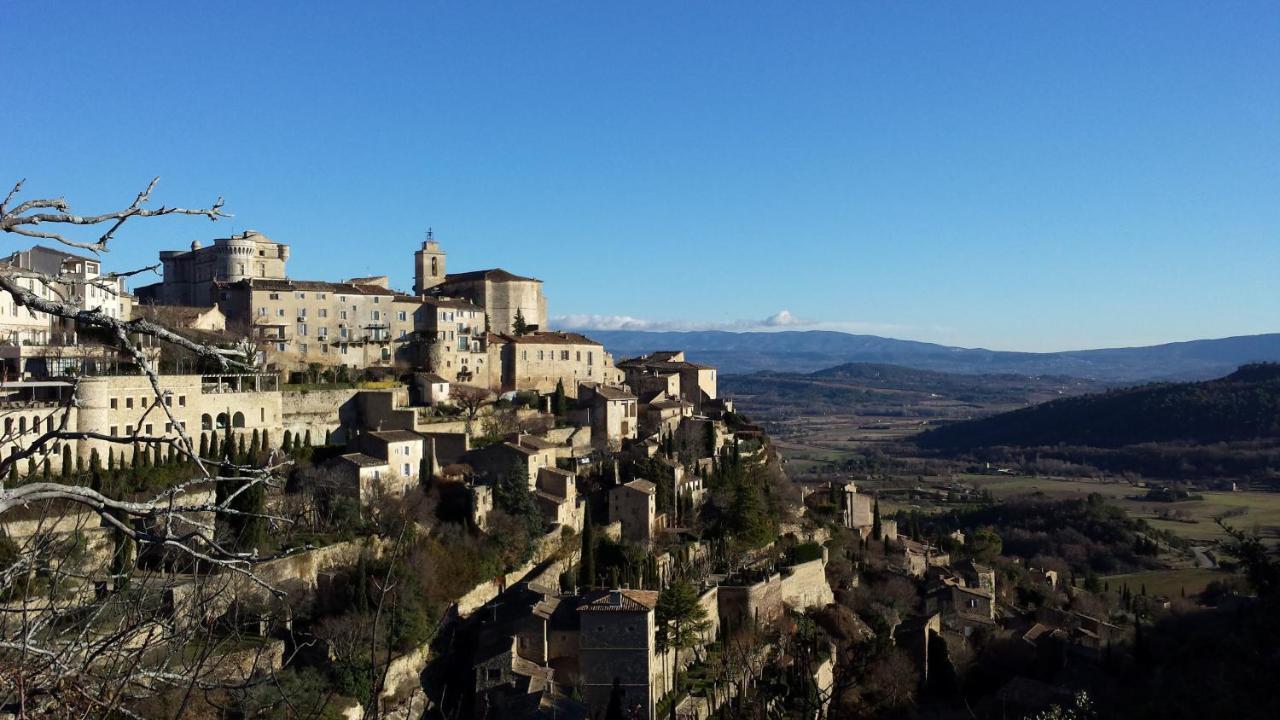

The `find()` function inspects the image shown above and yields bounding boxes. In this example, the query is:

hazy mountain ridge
[917,363,1280,451]
[588,329,1280,382]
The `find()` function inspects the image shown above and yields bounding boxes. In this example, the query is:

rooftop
[618,479,656,494]
[441,268,540,284]
[501,331,601,346]
[337,452,389,469]
[578,589,659,613]
[367,429,425,444]
[226,278,396,296]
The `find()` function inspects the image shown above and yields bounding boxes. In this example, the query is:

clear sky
[2,1,1277,352]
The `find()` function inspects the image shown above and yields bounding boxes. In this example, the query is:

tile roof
[337,452,389,468]
[367,429,425,444]
[442,268,540,284]
[590,384,635,401]
[501,331,602,346]
[227,278,396,295]
[619,479,656,494]
[578,589,659,613]
[421,295,484,310]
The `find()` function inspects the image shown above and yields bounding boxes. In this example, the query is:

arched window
[201,414,213,431]
[18,417,26,434]
[232,412,245,428]
[216,413,229,430]
[32,417,40,434]
[4,417,11,435]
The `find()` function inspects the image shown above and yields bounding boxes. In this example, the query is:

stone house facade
[609,479,657,549]
[578,590,660,720]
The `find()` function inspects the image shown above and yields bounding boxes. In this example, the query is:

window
[125,397,134,409]
[300,343,308,353]
[165,423,172,432]
[232,412,245,428]
[277,308,285,317]
[145,424,153,434]
[164,395,172,406]
[404,463,411,476]
[269,292,280,300]
[110,398,117,409]
[340,328,349,339]
[298,323,308,336]
[561,351,570,361]
[397,311,406,322]
[125,425,134,435]
[338,295,347,303]
[319,308,328,318]
[258,307,267,316]
[399,330,407,339]
[588,351,593,365]
[201,414,212,431]
[179,395,186,407]
[340,310,348,320]
[110,425,118,436]
[260,408,265,422]
[318,327,328,338]
[373,297,380,304]
[522,350,527,361]
[277,342,286,351]
[317,293,327,300]
[372,310,381,322]
[538,350,544,361]
[298,308,307,317]
[296,292,306,299]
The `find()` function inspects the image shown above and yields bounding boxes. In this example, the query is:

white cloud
[552,310,816,333]
[551,310,938,339]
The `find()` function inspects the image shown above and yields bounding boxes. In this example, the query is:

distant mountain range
[586,330,1280,382]
[917,363,1280,451]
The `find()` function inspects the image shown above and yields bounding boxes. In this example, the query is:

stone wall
[780,559,834,611]
[281,387,361,443]
[718,574,784,631]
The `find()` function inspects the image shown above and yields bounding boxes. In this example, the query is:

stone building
[494,331,623,396]
[137,230,290,306]
[215,278,425,372]
[617,351,717,413]
[433,268,547,336]
[576,383,638,451]
[1,246,146,379]
[355,429,426,484]
[419,296,491,385]
[468,433,559,490]
[609,479,657,548]
[324,452,399,506]
[578,589,660,720]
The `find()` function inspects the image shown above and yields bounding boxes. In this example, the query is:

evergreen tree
[75,454,84,475]
[512,307,529,336]
[552,379,568,417]
[61,445,72,479]
[41,459,50,482]
[107,449,115,472]
[250,428,261,459]
[656,576,711,717]
[237,434,247,463]
[283,429,294,453]
[223,422,233,461]
[579,504,596,588]
[7,462,17,486]
[605,678,626,720]
[198,432,209,459]
[304,429,313,448]
[872,495,883,541]
[27,458,35,477]
[324,428,332,446]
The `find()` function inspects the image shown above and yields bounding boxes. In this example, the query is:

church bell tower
[414,229,446,295]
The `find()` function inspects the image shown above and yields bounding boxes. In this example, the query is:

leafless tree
[0,179,295,717]
[449,385,491,436]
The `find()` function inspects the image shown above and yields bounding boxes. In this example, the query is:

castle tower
[414,230,446,295]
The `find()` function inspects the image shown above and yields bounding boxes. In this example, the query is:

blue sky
[2,1,1277,352]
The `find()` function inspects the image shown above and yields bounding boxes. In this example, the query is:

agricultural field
[1101,567,1231,599]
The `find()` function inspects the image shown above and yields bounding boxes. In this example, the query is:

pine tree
[512,307,529,336]
[579,504,596,589]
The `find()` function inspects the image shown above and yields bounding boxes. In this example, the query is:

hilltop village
[3,229,1249,720]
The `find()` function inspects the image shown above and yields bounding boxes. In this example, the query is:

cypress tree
[223,422,233,461]
[75,454,84,475]
[872,495,883,541]
[61,445,72,479]
[41,459,50,482]
[198,433,209,459]
[262,430,271,450]
[249,429,261,461]
[303,429,313,448]
[324,428,332,446]
[578,504,596,589]
[237,435,247,463]
[89,448,100,473]
[27,458,36,477]
[7,462,17,485]
[130,444,141,469]
[283,430,293,453]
